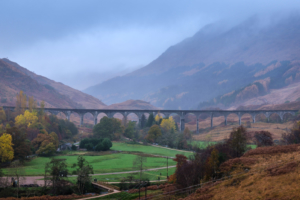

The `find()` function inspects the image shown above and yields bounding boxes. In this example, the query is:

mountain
[0,58,106,109]
[106,100,158,110]
[84,15,300,109]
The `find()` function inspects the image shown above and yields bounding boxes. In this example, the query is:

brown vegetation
[1,194,92,200]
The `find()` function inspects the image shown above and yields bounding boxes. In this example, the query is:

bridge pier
[238,116,241,126]
[211,113,213,128]
[196,118,199,133]
[180,117,185,132]
[224,115,228,126]
[80,114,84,126]
[252,114,256,123]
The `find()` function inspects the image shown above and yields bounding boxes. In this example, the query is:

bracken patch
[266,161,298,176]
[244,144,300,157]
[220,157,257,172]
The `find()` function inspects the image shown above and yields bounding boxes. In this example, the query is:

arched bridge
[3,106,297,133]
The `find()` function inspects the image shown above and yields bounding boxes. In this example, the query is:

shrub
[95,143,104,151]
[102,138,112,151]
[85,143,94,151]
[254,131,273,147]
[71,144,77,151]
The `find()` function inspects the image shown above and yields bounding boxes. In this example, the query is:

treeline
[0,91,79,163]
[92,113,192,150]
[170,121,300,188]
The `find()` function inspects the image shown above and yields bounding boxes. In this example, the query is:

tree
[146,113,155,127]
[28,96,37,112]
[140,114,146,128]
[102,138,112,151]
[254,131,274,147]
[16,91,27,115]
[0,107,6,123]
[49,132,59,149]
[71,144,77,151]
[45,158,68,195]
[32,133,58,156]
[93,117,122,140]
[6,127,32,162]
[160,116,176,132]
[155,112,162,125]
[228,126,249,157]
[10,160,25,198]
[0,133,14,162]
[36,142,56,156]
[124,121,136,139]
[204,148,219,180]
[72,156,94,194]
[146,125,162,143]
[133,155,147,199]
[95,143,103,151]
[15,110,38,128]
[183,127,192,140]
[85,143,94,151]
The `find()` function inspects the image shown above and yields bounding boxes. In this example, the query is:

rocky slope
[84,15,300,109]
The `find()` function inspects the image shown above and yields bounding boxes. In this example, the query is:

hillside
[84,15,300,109]
[2,59,106,109]
[0,59,85,108]
[182,144,300,200]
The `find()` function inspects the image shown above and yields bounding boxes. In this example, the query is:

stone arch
[269,112,281,123]
[240,113,253,127]
[82,112,94,126]
[126,112,140,125]
[226,113,240,125]
[112,112,125,120]
[254,113,267,123]
[56,111,67,120]
[184,113,197,133]
[283,112,295,122]
[70,111,81,125]
[96,112,108,123]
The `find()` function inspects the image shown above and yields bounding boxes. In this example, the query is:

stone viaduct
[3,106,297,133]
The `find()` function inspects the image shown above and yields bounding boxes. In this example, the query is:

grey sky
[1,0,300,90]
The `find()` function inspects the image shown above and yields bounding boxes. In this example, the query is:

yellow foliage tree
[155,111,162,124]
[0,133,14,162]
[160,116,176,132]
[49,132,59,149]
[0,107,6,123]
[16,91,27,115]
[15,110,38,128]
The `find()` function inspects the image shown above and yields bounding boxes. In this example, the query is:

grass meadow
[3,153,176,176]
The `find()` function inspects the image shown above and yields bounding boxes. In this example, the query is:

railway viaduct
[3,106,297,133]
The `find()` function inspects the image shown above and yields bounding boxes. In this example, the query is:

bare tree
[11,160,26,198]
[133,155,147,200]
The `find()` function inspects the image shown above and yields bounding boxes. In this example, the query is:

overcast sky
[1,0,300,90]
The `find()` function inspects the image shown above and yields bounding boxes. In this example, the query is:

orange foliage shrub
[220,157,257,172]
[266,161,299,176]
[162,184,178,195]
[180,181,220,200]
[244,144,300,157]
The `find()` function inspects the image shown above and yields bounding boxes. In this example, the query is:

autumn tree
[254,131,274,147]
[6,127,32,162]
[15,110,38,128]
[0,107,6,123]
[161,116,176,132]
[0,133,14,162]
[204,148,219,180]
[16,91,27,115]
[146,125,162,143]
[32,132,58,156]
[228,126,249,157]
[28,96,37,112]
[155,112,162,125]
[72,156,94,194]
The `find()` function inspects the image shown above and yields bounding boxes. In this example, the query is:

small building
[60,143,72,150]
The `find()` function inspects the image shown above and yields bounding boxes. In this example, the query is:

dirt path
[14,166,176,185]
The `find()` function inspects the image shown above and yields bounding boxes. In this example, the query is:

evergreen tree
[146,113,155,127]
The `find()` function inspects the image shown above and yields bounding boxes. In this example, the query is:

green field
[3,153,176,176]
[66,167,175,183]
[111,142,193,157]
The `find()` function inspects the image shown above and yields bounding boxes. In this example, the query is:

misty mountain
[0,59,106,109]
[84,15,300,109]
